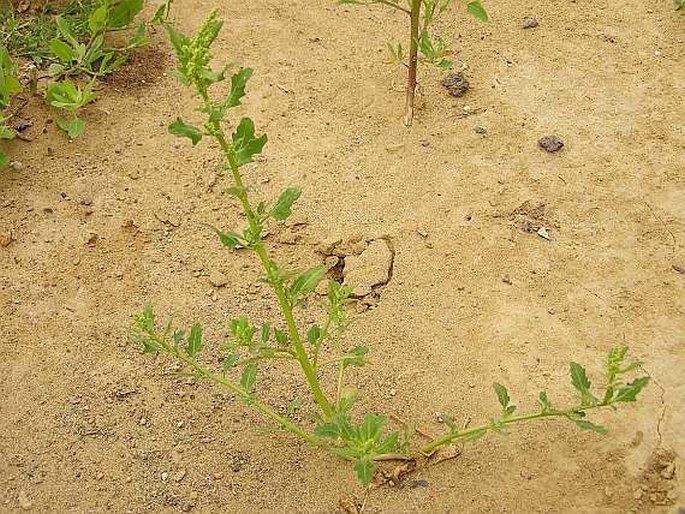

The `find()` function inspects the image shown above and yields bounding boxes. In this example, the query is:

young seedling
[341,0,488,125]
[46,78,96,139]
[131,12,650,487]
[0,45,22,168]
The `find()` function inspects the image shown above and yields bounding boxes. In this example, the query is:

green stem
[170,342,331,451]
[375,0,411,14]
[199,90,335,419]
[404,0,421,126]
[418,404,606,455]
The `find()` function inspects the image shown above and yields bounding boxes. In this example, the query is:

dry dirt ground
[1,0,684,512]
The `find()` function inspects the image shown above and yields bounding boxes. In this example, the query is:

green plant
[341,0,488,125]
[676,0,684,9]
[131,12,650,487]
[0,45,22,168]
[46,78,96,139]
[0,0,99,63]
[48,0,146,78]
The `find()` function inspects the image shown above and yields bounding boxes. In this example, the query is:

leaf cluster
[0,46,22,168]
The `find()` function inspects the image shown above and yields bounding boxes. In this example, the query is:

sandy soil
[1,0,684,512]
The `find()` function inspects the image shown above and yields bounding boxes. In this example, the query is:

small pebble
[474,126,487,134]
[522,18,539,29]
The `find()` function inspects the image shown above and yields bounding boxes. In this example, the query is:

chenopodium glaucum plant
[0,45,22,168]
[131,12,650,487]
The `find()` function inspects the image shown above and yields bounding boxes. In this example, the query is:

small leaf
[307,324,322,345]
[358,413,385,444]
[224,186,246,198]
[224,68,253,108]
[172,329,184,348]
[289,266,326,303]
[0,124,16,140]
[260,322,271,344]
[342,346,368,368]
[56,117,86,140]
[231,117,267,166]
[207,224,243,249]
[493,383,510,409]
[573,419,608,434]
[240,363,257,394]
[538,391,552,412]
[169,117,203,145]
[222,354,240,374]
[55,16,79,47]
[313,422,340,439]
[613,377,649,402]
[466,0,489,22]
[0,151,9,169]
[274,329,288,347]
[108,0,144,28]
[50,39,75,62]
[271,187,301,220]
[186,322,203,358]
[570,362,596,405]
[88,3,109,33]
[354,458,376,487]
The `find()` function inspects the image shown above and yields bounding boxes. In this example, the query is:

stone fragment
[343,239,393,297]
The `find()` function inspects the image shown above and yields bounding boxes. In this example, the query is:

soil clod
[538,135,564,152]
[442,72,470,97]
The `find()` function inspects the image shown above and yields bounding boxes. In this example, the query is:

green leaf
[109,0,144,28]
[231,117,267,166]
[222,354,240,374]
[271,187,301,220]
[466,0,489,22]
[207,224,243,249]
[493,383,510,409]
[274,329,288,346]
[88,3,109,34]
[573,419,608,434]
[186,322,203,358]
[289,266,326,303]
[241,363,257,394]
[570,362,596,405]
[224,68,253,109]
[260,322,271,344]
[313,422,340,439]
[0,124,16,140]
[613,377,649,402]
[56,117,86,140]
[342,346,368,368]
[169,117,203,145]
[307,324,322,345]
[538,391,552,412]
[50,39,75,63]
[0,150,10,169]
[354,458,376,487]
[55,16,79,48]
[358,413,385,444]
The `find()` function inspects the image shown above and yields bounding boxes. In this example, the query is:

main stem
[403,0,421,127]
[200,91,334,419]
